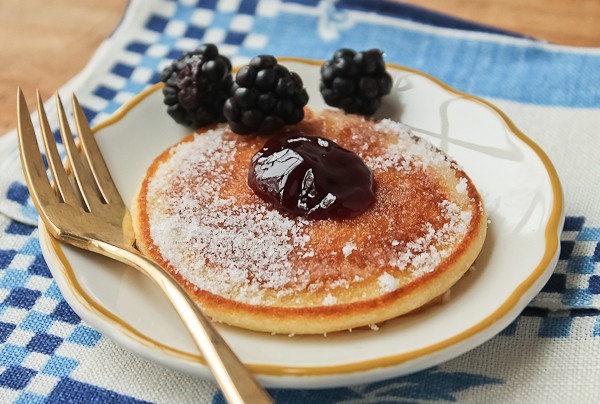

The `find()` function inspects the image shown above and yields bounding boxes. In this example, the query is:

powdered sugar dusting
[366,119,474,280]
[342,242,357,257]
[456,177,468,194]
[388,200,472,278]
[323,293,337,306]
[142,112,479,307]
[146,128,313,304]
[378,272,400,292]
[367,119,451,173]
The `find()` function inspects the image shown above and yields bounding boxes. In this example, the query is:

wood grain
[1,0,599,135]
[403,0,600,47]
[0,0,127,135]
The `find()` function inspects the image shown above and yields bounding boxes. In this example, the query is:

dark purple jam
[248,131,376,220]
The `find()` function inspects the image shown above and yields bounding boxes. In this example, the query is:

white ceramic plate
[40,59,563,389]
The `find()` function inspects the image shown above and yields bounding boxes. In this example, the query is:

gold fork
[16,88,272,404]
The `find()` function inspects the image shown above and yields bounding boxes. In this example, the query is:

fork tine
[55,92,103,212]
[36,91,80,206]
[72,94,124,206]
[17,88,57,212]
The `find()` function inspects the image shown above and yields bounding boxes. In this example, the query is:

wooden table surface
[1,0,599,135]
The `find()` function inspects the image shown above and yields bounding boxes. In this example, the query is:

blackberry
[160,44,233,129]
[223,55,309,135]
[320,48,393,115]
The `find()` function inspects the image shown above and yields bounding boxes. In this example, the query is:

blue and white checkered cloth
[1,0,599,402]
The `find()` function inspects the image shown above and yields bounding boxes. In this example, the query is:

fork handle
[99,243,273,404]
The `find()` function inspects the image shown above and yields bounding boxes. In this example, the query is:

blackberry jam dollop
[248,132,376,220]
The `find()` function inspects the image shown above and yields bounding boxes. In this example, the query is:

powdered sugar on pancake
[146,129,312,304]
[141,113,478,305]
[366,119,450,171]
[366,119,474,278]
[388,201,473,277]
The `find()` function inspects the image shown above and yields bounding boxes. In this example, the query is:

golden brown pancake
[132,109,486,334]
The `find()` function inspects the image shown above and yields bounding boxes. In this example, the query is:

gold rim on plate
[43,58,563,377]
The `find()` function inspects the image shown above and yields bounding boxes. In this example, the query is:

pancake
[132,109,487,334]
